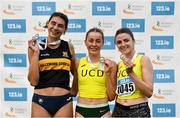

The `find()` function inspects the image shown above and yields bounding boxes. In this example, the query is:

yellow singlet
[116,55,145,99]
[78,57,107,98]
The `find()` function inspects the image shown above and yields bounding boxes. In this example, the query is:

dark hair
[115,28,135,42]
[44,12,69,33]
[85,27,104,43]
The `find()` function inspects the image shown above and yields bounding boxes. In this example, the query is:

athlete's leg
[75,112,84,118]
[102,111,110,118]
[31,102,50,117]
[54,101,73,117]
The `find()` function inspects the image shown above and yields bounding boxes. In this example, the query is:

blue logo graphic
[3,19,26,33]
[32,2,55,15]
[117,77,133,86]
[102,36,115,50]
[67,19,86,32]
[4,54,27,67]
[153,70,175,83]
[76,53,86,59]
[72,96,77,101]
[152,104,176,117]
[109,104,114,111]
[122,19,145,32]
[92,2,115,15]
[151,36,174,49]
[151,2,174,15]
[4,88,27,101]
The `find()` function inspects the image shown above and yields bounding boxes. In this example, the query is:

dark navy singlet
[35,40,72,90]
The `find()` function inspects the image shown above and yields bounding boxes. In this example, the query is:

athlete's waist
[77,97,108,105]
[116,97,147,106]
[117,91,144,99]
[78,87,107,98]
[76,102,109,108]
[35,84,70,90]
[34,87,70,96]
[115,102,149,110]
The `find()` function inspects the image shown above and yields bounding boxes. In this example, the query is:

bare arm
[128,56,153,98]
[104,59,117,101]
[69,43,76,75]
[27,39,40,86]
[69,43,78,96]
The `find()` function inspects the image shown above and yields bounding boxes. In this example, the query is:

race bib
[116,77,135,96]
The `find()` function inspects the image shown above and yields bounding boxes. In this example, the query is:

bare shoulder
[141,55,151,63]
[141,55,153,67]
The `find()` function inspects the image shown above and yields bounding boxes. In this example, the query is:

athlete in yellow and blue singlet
[112,28,153,117]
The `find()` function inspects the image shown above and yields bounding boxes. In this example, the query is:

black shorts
[112,102,151,117]
[32,93,72,116]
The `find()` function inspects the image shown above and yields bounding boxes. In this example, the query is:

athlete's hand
[120,54,134,69]
[104,59,113,75]
[28,38,39,52]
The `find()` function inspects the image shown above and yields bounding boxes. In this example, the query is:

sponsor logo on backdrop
[67,19,86,32]
[4,72,26,84]
[102,36,115,50]
[4,88,27,101]
[3,19,26,33]
[153,69,175,83]
[151,36,174,49]
[95,21,115,33]
[64,4,75,14]
[151,2,174,15]
[33,21,46,32]
[4,54,27,67]
[152,54,174,65]
[121,19,145,32]
[32,2,55,15]
[153,88,175,99]
[152,104,176,117]
[63,4,86,14]
[3,4,25,15]
[92,2,115,15]
[152,20,174,32]
[135,39,145,47]
[68,38,83,46]
[123,3,144,15]
[3,4,15,15]
[4,39,26,50]
[5,106,27,117]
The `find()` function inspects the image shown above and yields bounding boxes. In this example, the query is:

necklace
[33,34,61,50]
[87,56,105,70]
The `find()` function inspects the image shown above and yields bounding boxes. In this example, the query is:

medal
[87,56,105,70]
[32,34,61,50]
[120,52,137,62]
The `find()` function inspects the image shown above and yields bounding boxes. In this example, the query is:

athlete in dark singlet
[28,12,76,117]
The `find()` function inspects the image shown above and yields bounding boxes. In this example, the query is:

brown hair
[44,12,69,34]
[85,27,104,43]
[115,28,135,43]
